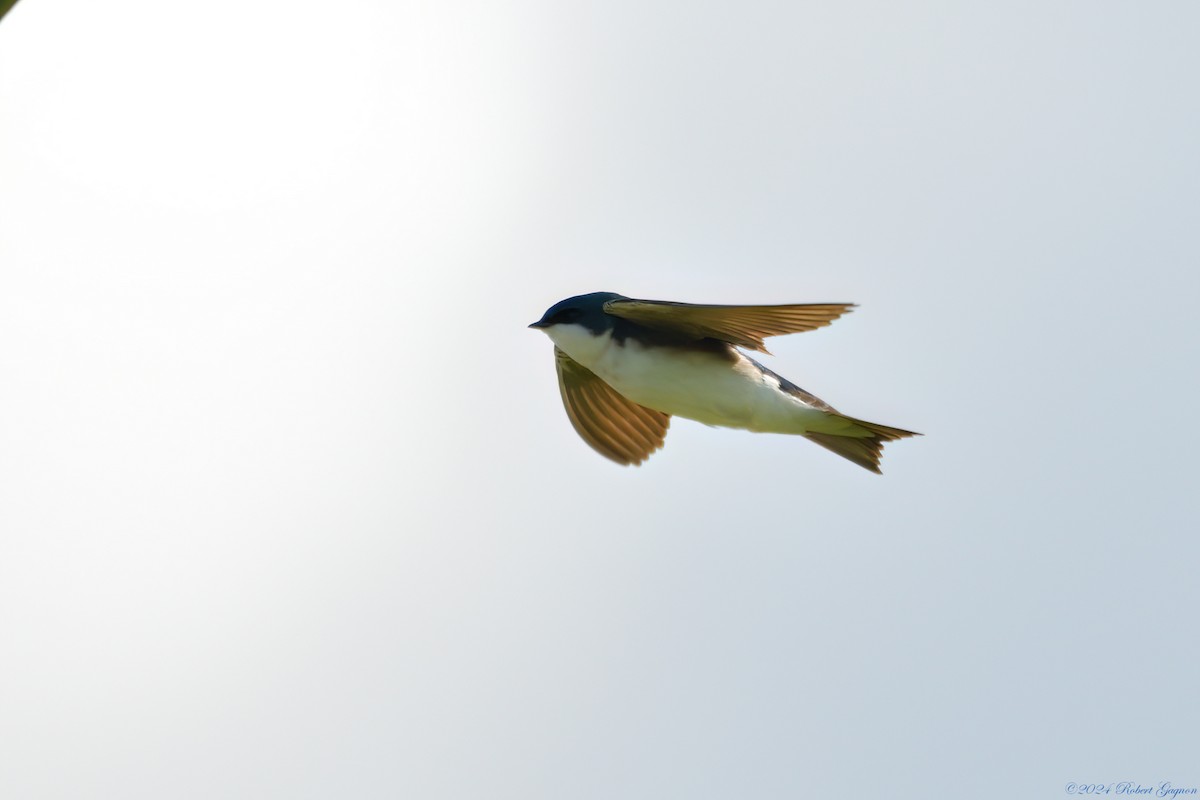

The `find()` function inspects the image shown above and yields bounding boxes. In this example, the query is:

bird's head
[528,292,625,334]
[529,292,627,363]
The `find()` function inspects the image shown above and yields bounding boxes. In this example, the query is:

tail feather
[804,416,920,474]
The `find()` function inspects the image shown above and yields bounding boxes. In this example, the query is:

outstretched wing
[554,347,670,466]
[603,298,854,354]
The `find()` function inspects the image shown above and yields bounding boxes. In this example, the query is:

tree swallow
[529,292,919,473]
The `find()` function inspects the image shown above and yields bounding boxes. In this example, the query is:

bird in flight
[529,292,919,473]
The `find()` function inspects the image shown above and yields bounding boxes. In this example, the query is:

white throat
[542,323,612,369]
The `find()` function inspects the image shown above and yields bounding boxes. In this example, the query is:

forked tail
[804,415,920,474]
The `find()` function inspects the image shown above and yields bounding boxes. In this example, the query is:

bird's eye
[558,308,581,322]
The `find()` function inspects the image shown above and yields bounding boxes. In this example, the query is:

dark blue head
[529,292,627,334]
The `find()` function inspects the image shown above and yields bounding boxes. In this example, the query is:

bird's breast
[546,325,823,432]
[588,339,812,431]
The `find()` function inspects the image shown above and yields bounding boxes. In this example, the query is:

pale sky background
[2,2,1198,798]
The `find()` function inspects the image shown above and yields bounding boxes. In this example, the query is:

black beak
[528,320,549,329]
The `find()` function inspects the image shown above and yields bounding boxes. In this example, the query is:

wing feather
[603,298,854,353]
[554,347,670,465]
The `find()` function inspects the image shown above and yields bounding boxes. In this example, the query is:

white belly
[548,325,824,433]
